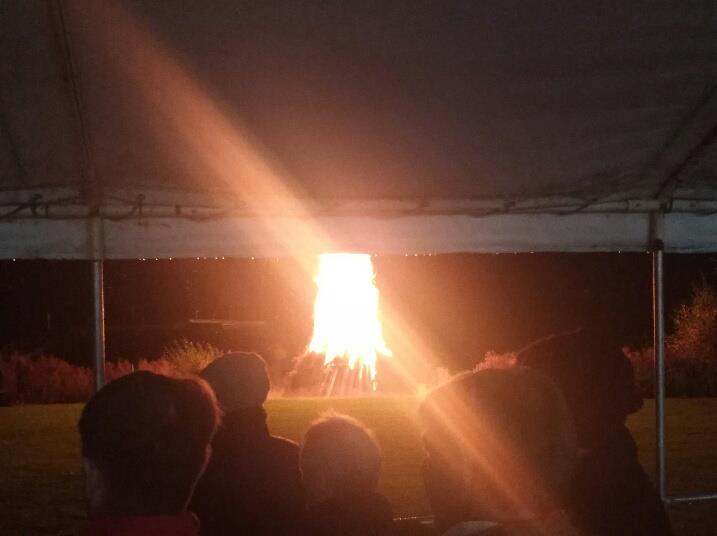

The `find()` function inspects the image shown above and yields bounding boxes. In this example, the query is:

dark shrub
[0,353,92,403]
[623,347,717,398]
[3,337,225,404]
[668,281,717,361]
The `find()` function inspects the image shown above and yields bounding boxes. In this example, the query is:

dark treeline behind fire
[0,253,714,370]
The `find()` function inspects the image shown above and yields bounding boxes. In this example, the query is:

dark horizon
[0,253,714,372]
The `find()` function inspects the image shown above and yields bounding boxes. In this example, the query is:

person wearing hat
[191,352,304,535]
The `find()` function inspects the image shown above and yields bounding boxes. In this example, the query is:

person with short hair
[420,368,580,536]
[191,352,304,535]
[79,371,219,536]
[300,413,396,535]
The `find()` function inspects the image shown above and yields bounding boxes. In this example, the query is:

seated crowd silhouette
[78,330,673,535]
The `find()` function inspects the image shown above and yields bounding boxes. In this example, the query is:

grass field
[1,397,717,535]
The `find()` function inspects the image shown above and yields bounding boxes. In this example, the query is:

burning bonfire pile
[290,253,392,396]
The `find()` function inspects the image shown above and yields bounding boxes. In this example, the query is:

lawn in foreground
[1,397,717,535]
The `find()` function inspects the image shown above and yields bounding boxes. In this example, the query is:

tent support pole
[92,258,106,391]
[649,214,717,505]
[90,217,105,391]
[652,242,667,502]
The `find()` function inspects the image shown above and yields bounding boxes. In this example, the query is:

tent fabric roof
[1,1,717,258]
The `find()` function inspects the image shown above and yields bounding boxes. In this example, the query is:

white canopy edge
[1,211,714,259]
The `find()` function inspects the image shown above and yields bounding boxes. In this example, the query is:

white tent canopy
[1,1,717,258]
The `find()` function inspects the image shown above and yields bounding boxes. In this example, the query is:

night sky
[0,254,714,372]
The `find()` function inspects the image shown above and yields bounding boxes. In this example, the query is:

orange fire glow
[309,253,391,388]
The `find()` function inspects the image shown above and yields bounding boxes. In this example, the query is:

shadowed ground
[1,397,716,535]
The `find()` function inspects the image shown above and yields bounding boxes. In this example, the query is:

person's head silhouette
[420,368,577,532]
[79,371,219,519]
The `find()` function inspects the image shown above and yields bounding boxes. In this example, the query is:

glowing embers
[309,253,391,395]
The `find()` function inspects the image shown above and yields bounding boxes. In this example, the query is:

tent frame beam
[4,196,717,218]
[0,109,27,183]
[51,0,100,207]
[646,84,717,200]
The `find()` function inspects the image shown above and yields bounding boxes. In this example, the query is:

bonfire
[307,253,392,396]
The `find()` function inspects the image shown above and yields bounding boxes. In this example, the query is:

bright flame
[309,253,391,386]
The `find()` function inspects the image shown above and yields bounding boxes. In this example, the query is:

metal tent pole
[92,259,106,391]
[650,215,717,504]
[90,217,106,391]
[54,0,106,390]
[652,242,667,502]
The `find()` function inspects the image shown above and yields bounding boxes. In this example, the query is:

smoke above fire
[308,253,392,389]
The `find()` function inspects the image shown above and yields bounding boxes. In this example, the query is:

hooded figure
[191,352,304,535]
[517,329,672,536]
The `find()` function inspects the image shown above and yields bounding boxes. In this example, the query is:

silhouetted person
[300,413,396,536]
[517,329,672,536]
[78,371,219,536]
[191,352,304,535]
[421,368,580,536]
